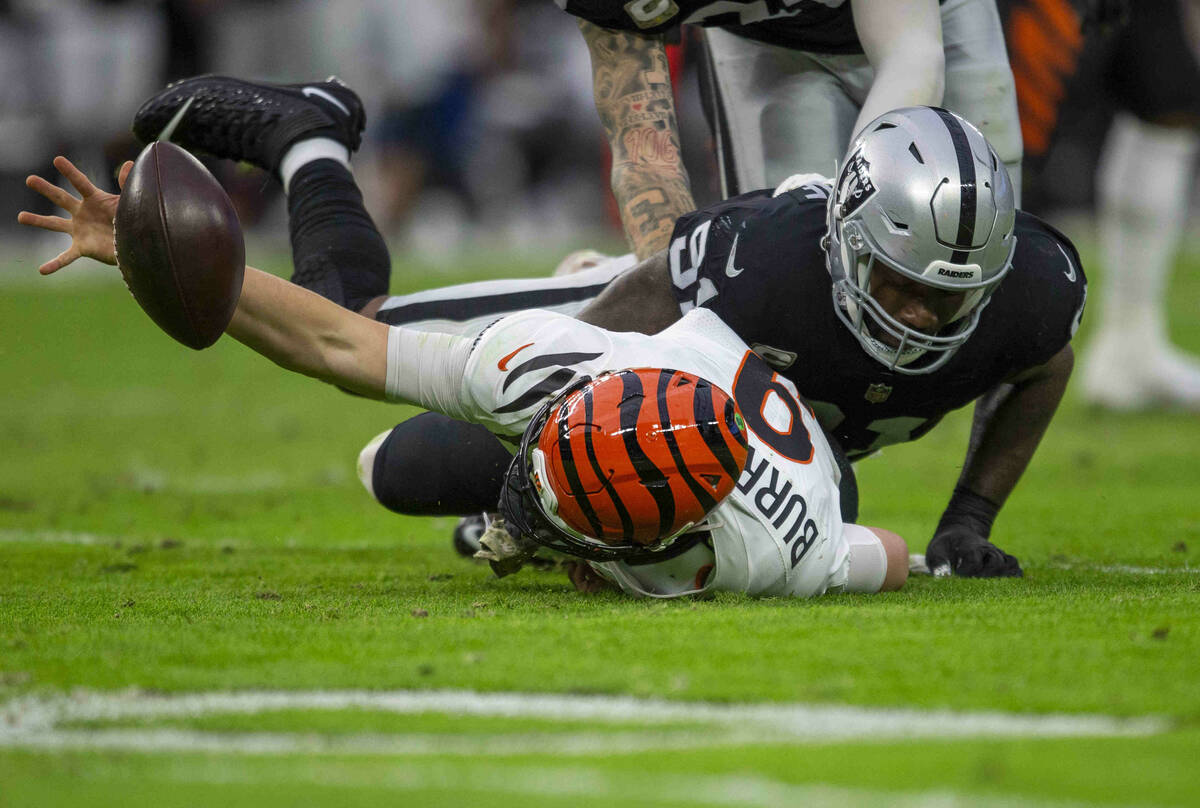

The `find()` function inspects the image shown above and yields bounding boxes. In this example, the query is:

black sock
[287,159,390,312]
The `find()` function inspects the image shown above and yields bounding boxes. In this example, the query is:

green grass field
[2,245,1199,807]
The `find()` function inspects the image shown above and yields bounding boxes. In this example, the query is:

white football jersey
[459,308,850,599]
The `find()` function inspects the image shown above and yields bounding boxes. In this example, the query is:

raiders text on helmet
[825,106,1017,374]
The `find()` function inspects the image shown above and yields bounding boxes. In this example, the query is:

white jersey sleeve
[457,310,619,437]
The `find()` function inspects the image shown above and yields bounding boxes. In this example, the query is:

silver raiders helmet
[825,106,1017,374]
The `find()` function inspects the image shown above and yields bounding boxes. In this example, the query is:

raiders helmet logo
[838,150,877,218]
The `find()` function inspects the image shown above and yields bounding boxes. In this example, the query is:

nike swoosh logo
[156,96,196,143]
[725,234,744,277]
[497,342,535,371]
[302,86,350,117]
[1057,243,1076,282]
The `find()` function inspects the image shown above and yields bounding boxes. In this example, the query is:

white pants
[701,0,1023,204]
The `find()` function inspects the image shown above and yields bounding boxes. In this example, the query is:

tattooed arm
[578,20,695,260]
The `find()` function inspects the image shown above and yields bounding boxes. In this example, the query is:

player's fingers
[16,212,72,234]
[977,546,1023,578]
[996,552,1023,578]
[953,549,985,577]
[564,560,608,593]
[564,561,588,592]
[117,160,134,190]
[38,246,79,275]
[53,156,99,198]
[25,174,79,212]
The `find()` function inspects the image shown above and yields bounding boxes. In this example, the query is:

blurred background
[0,0,724,267]
[1,0,1197,268]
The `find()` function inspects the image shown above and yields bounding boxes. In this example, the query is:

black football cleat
[131,75,365,175]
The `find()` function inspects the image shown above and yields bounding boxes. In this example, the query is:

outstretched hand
[16,157,134,274]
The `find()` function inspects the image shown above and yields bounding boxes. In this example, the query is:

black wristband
[936,485,1001,538]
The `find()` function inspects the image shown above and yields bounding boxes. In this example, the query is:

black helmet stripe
[656,370,718,514]
[580,384,634,540]
[693,383,743,481]
[933,107,976,265]
[618,371,675,537]
[553,394,606,539]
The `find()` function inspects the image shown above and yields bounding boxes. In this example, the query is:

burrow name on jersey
[735,444,820,569]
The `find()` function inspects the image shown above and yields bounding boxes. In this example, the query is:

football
[114,141,245,350]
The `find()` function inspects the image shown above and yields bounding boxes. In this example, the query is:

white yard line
[145,758,1119,808]
[0,688,1166,760]
[1,726,762,757]
[1047,563,1200,575]
[0,689,1162,808]
[0,529,115,546]
[907,554,1197,576]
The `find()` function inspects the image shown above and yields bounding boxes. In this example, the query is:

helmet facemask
[831,215,1014,374]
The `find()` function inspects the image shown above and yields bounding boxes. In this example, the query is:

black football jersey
[668,180,1088,459]
[556,0,863,53]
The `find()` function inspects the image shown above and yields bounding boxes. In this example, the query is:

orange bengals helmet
[499,368,750,562]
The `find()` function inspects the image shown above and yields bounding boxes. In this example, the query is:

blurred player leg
[703,0,1020,199]
[700,28,856,195]
[284,155,392,312]
[1080,0,1200,410]
[1081,113,1200,409]
[1000,0,1085,201]
[940,0,1024,205]
[282,122,636,329]
[131,75,381,311]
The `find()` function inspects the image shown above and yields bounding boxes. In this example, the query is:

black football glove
[926,486,1023,578]
[926,525,1023,578]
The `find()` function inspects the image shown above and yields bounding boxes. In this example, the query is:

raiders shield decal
[839,149,877,217]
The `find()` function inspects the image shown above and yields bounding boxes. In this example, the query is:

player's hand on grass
[926,526,1023,578]
[17,157,134,274]
[564,560,615,594]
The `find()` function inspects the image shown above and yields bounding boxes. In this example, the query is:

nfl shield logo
[864,383,892,404]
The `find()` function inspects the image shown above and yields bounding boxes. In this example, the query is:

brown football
[114,141,245,350]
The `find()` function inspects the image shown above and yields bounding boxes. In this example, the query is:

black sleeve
[558,0,681,33]
[668,186,830,322]
[990,213,1089,371]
